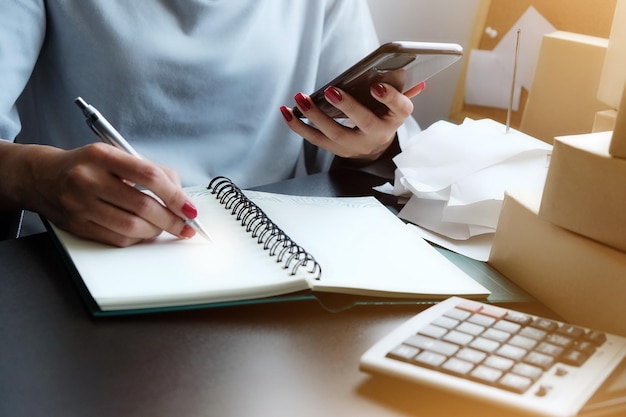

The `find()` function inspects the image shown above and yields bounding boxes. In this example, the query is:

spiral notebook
[46,177,490,315]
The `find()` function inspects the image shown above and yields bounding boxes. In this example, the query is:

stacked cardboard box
[520,31,610,144]
[488,132,626,335]
[489,1,626,335]
[540,132,626,252]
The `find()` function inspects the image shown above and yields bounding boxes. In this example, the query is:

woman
[0,1,419,246]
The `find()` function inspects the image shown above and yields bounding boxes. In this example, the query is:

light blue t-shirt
[1,1,416,188]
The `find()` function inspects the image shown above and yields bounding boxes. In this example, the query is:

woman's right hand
[6,142,199,247]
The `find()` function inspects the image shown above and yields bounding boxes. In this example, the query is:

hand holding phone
[293,41,463,119]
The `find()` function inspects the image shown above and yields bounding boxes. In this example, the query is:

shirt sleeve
[0,0,46,142]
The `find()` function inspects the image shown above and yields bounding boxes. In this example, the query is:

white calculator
[360,297,626,417]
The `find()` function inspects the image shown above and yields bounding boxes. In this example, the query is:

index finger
[99,147,200,234]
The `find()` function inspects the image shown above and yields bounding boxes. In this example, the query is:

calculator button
[524,351,556,370]
[456,321,485,336]
[404,335,459,357]
[456,300,484,313]
[496,344,527,361]
[480,305,508,319]
[469,337,500,353]
[511,363,543,381]
[557,324,586,339]
[493,320,521,334]
[442,357,474,376]
[415,350,447,368]
[499,373,533,394]
[387,344,420,362]
[432,316,459,330]
[418,324,448,339]
[535,342,564,358]
[468,313,496,328]
[504,311,532,326]
[519,327,547,341]
[508,335,538,351]
[456,347,487,364]
[445,308,471,321]
[561,349,590,367]
[572,340,596,356]
[470,365,502,384]
[586,331,607,346]
[484,355,514,371]
[530,318,559,333]
[482,328,511,343]
[545,334,573,349]
[443,330,475,346]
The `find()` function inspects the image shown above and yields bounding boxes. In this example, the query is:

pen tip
[74,97,88,110]
[186,218,212,242]
[197,229,212,242]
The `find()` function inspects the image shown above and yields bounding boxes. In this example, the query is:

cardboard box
[488,190,626,335]
[593,109,616,132]
[597,0,626,109]
[520,31,610,144]
[609,84,626,158]
[539,131,626,253]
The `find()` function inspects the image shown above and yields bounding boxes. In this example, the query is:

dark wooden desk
[0,171,577,417]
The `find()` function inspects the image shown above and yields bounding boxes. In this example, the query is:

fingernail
[181,201,198,219]
[294,92,311,112]
[324,86,342,104]
[371,83,387,98]
[180,224,195,238]
[280,105,293,122]
[404,81,426,98]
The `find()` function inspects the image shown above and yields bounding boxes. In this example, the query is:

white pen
[74,97,211,241]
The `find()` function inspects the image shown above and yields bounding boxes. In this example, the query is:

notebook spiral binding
[208,176,322,280]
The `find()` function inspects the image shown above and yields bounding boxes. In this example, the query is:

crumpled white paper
[377,118,552,260]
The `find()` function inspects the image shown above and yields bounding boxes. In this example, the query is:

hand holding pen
[74,97,211,243]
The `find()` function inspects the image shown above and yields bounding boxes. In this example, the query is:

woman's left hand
[280,81,424,162]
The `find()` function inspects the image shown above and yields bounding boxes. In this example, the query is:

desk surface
[0,170,576,417]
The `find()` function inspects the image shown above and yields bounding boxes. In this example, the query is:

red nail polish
[404,81,426,98]
[371,83,387,98]
[180,224,195,238]
[294,92,311,112]
[324,86,342,104]
[181,201,197,219]
[280,106,293,122]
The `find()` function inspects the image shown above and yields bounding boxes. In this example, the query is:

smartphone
[293,41,463,119]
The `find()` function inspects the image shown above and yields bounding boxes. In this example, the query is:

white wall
[367,0,481,128]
